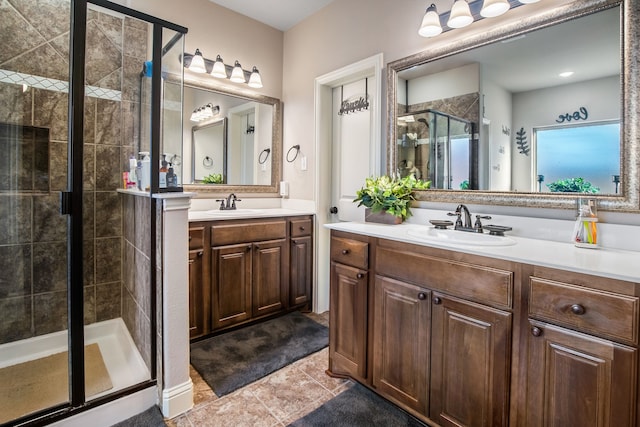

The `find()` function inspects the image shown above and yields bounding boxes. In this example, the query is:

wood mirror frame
[177,73,282,196]
[387,0,639,211]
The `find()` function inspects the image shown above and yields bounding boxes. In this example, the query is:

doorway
[313,54,383,313]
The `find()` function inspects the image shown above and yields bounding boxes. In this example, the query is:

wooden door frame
[313,53,383,313]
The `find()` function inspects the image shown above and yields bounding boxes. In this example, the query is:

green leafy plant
[354,175,431,221]
[202,173,223,184]
[546,177,599,193]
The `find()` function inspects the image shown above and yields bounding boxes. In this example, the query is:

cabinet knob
[433,296,441,304]
[531,326,543,337]
[299,226,305,231]
[189,236,192,241]
[357,273,365,279]
[197,251,203,257]
[570,304,586,315]
[418,293,427,300]
[341,249,350,255]
[246,246,252,252]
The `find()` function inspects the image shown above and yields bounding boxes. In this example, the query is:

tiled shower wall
[0,0,150,346]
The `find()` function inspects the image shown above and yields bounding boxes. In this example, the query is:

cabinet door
[188,249,205,339]
[430,294,512,427]
[525,320,637,427]
[211,243,252,329]
[329,262,368,380]
[290,235,312,307]
[373,276,430,414]
[252,239,287,317]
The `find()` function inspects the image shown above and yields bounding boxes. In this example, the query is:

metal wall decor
[515,127,529,155]
[338,78,370,115]
[556,106,589,123]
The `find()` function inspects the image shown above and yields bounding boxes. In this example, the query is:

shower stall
[0,0,186,425]
[397,109,476,190]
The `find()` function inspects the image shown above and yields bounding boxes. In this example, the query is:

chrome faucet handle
[215,199,226,209]
[474,215,492,232]
[447,211,463,228]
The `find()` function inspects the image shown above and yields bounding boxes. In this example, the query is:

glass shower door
[0,0,72,422]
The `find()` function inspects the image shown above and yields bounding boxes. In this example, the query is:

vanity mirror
[168,73,282,195]
[388,0,639,211]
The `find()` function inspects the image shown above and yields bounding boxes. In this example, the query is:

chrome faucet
[447,204,491,233]
[215,193,242,210]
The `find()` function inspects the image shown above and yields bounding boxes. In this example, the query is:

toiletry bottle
[128,155,137,188]
[139,151,151,191]
[159,154,168,189]
[167,163,177,188]
[573,198,598,248]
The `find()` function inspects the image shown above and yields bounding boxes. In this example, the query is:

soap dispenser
[139,151,151,191]
[573,198,598,248]
[159,154,168,189]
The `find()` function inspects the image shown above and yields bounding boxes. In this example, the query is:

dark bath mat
[111,405,166,427]
[289,383,428,427]
[190,311,328,396]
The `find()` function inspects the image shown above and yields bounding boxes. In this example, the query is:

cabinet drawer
[290,218,312,237]
[331,237,368,269]
[376,247,513,309]
[529,277,639,344]
[189,226,205,250]
[211,220,286,246]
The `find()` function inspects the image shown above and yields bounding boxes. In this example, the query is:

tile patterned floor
[168,312,351,427]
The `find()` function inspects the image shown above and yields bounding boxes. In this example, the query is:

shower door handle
[60,191,72,215]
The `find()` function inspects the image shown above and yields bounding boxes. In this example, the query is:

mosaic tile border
[0,69,122,101]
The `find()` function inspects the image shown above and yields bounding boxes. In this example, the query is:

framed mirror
[388,0,639,211]
[167,73,282,195]
[192,118,227,183]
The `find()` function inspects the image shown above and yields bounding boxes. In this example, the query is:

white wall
[511,75,620,192]
[409,63,480,104]
[482,76,512,191]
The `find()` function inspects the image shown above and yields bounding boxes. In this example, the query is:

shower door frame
[15,1,188,426]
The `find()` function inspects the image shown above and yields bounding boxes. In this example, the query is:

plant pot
[364,208,403,224]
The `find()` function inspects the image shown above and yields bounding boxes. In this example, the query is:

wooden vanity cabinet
[189,215,314,338]
[290,218,313,308]
[523,269,639,427]
[328,232,370,381]
[188,226,206,339]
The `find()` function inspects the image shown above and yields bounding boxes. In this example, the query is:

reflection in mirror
[388,1,638,210]
[397,110,473,190]
[192,118,227,183]
[165,73,282,195]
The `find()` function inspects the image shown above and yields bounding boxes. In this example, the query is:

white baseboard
[161,379,194,419]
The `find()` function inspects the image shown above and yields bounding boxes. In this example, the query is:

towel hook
[286,145,300,163]
[258,148,271,165]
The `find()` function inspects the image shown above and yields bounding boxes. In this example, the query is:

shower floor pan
[0,318,150,399]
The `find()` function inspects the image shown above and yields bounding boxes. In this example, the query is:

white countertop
[188,208,314,222]
[326,221,640,283]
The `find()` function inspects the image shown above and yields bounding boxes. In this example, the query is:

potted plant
[354,175,431,223]
[547,177,599,193]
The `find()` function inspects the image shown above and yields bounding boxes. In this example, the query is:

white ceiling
[208,0,336,31]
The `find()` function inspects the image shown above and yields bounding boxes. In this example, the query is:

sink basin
[407,227,517,247]
[203,208,264,216]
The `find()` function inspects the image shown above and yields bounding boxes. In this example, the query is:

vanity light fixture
[419,0,535,38]
[211,55,227,78]
[181,50,264,88]
[481,0,510,18]
[230,61,246,83]
[190,103,219,122]
[188,49,207,73]
[448,0,473,28]
[419,4,443,37]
